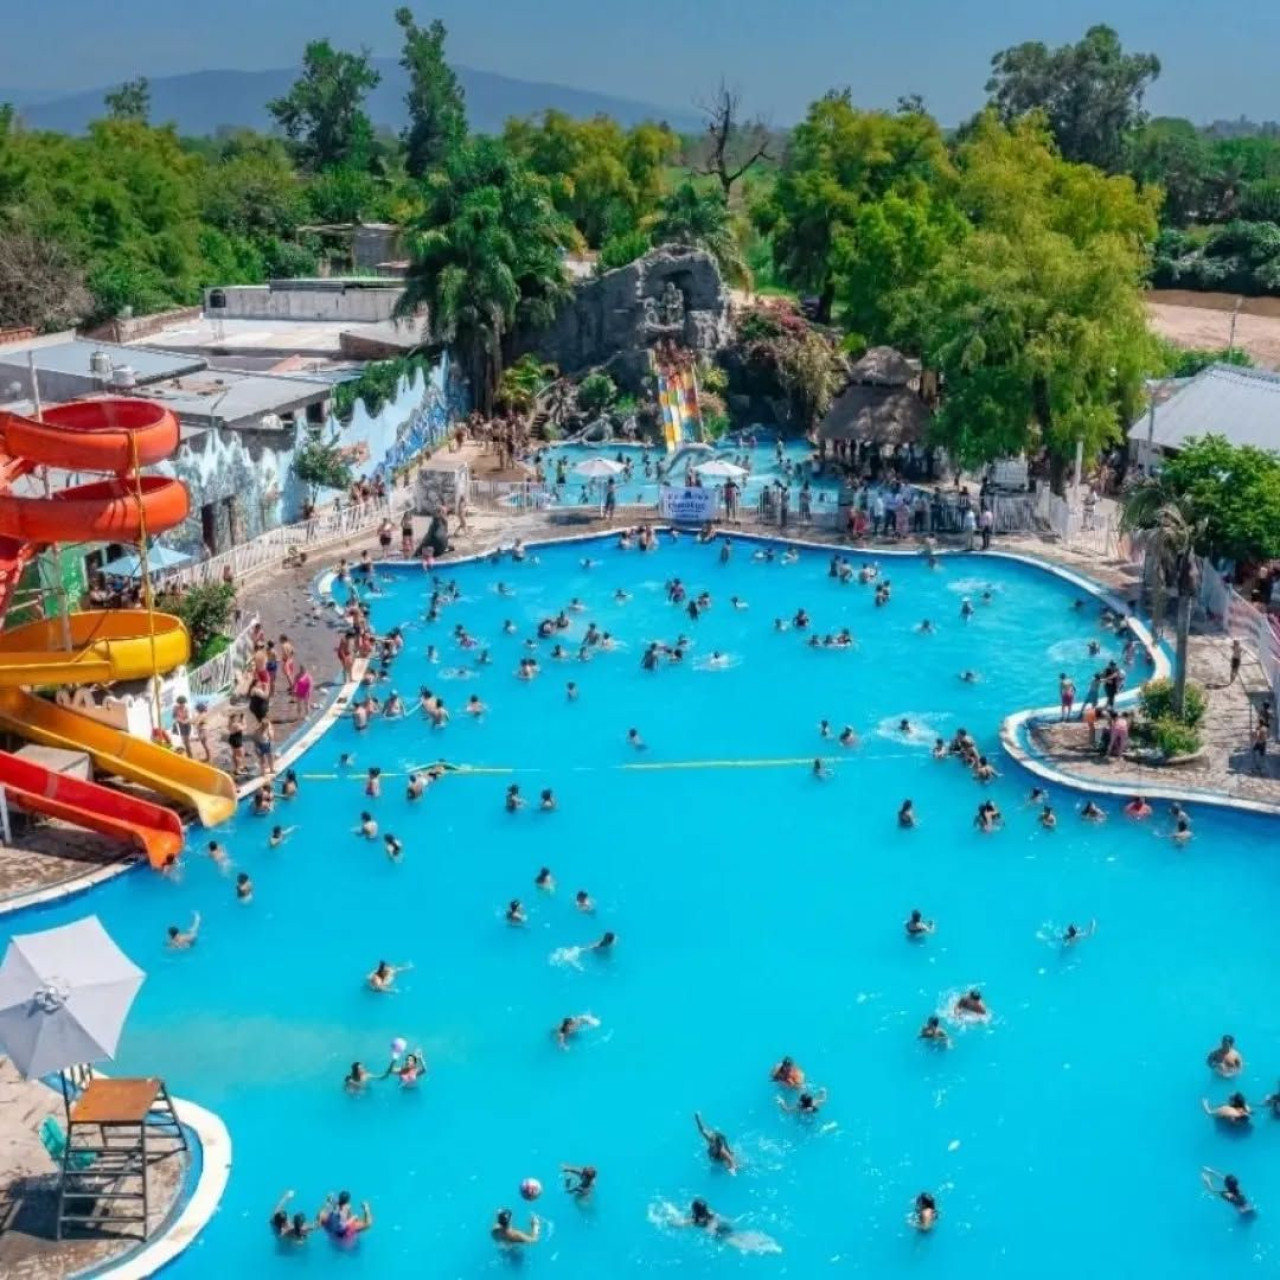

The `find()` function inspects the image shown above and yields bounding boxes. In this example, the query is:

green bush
[1139,677,1207,728]
[577,371,617,416]
[1149,716,1202,758]
[172,583,237,657]
[703,411,731,440]
[597,229,652,273]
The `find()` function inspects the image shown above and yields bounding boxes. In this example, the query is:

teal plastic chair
[39,1115,93,1171]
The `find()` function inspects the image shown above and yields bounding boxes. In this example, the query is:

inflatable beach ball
[520,1178,542,1201]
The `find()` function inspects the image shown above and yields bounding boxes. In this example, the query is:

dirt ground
[1147,291,1280,369]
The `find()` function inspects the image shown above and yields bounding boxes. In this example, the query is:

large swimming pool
[7,536,1280,1278]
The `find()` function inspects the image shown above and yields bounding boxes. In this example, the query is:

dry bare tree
[694,79,773,201]
[0,228,91,332]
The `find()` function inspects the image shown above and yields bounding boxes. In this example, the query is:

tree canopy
[104,77,150,124]
[268,40,381,173]
[503,110,677,248]
[753,92,953,320]
[397,137,572,414]
[985,24,1160,173]
[910,113,1159,482]
[396,8,466,178]
[1155,435,1280,564]
[652,182,747,284]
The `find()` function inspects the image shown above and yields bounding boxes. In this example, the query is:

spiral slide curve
[0,400,236,864]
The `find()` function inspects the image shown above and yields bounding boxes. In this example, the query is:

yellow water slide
[0,612,236,827]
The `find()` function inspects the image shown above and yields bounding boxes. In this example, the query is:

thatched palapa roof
[818,384,932,446]
[846,345,921,388]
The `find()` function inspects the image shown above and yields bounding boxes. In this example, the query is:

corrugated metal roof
[1130,363,1280,452]
[0,337,204,384]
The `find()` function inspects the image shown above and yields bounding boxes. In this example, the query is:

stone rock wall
[516,246,732,391]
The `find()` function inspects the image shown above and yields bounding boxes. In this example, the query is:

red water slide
[0,749,184,866]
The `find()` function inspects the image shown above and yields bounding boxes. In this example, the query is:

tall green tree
[912,113,1159,489]
[395,8,466,178]
[268,40,381,173]
[753,92,952,320]
[397,138,572,415]
[1127,118,1210,226]
[503,111,677,247]
[652,181,747,285]
[1155,435,1280,565]
[986,24,1160,173]
[104,77,150,123]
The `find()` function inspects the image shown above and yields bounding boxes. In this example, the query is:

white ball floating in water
[520,1177,542,1201]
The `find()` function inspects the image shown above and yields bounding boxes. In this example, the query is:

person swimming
[628,727,646,750]
[812,757,833,779]
[1203,1092,1251,1125]
[506,784,525,812]
[1081,800,1106,822]
[912,1192,938,1232]
[1207,1034,1244,1076]
[899,800,917,828]
[344,1062,373,1092]
[358,811,377,839]
[770,1056,805,1088]
[505,899,526,926]
[367,959,411,992]
[318,1191,373,1241]
[575,889,595,913]
[1062,920,1096,946]
[905,908,933,936]
[1040,804,1057,829]
[1202,1167,1253,1214]
[235,872,253,902]
[778,1088,827,1116]
[920,1015,950,1046]
[562,1164,597,1200]
[955,988,989,1018]
[536,866,555,892]
[1124,796,1152,819]
[839,725,859,748]
[694,1112,737,1173]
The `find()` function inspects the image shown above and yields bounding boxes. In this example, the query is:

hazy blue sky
[1,0,1277,125]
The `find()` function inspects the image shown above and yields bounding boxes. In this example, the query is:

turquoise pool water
[531,440,843,508]
[6,537,1280,1277]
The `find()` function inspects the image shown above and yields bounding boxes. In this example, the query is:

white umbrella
[573,457,626,480]
[694,459,748,480]
[0,917,145,1079]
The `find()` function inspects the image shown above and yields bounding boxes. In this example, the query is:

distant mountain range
[4,59,702,137]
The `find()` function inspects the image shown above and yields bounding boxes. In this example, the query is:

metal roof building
[1129,363,1280,461]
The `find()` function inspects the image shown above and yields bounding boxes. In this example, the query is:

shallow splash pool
[8,537,1280,1278]
[530,439,843,509]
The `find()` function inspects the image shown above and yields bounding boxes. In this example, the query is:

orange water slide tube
[0,476,189,544]
[0,399,181,472]
[0,749,183,867]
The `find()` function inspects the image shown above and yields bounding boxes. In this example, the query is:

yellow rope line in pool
[294,757,823,781]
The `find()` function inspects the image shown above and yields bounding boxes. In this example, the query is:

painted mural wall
[158,353,467,557]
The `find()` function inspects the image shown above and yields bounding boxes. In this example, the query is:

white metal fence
[187,613,261,700]
[158,492,413,594]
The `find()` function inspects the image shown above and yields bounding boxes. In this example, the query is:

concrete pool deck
[2,503,1279,1276]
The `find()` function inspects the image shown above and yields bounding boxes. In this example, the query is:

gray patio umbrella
[0,917,145,1080]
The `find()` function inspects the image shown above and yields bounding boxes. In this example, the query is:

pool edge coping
[73,1090,232,1280]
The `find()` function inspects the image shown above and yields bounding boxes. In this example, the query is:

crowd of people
[153,510,1261,1261]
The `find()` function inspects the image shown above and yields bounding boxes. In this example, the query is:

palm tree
[398,138,572,416]
[651,182,749,286]
[1119,477,1206,717]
